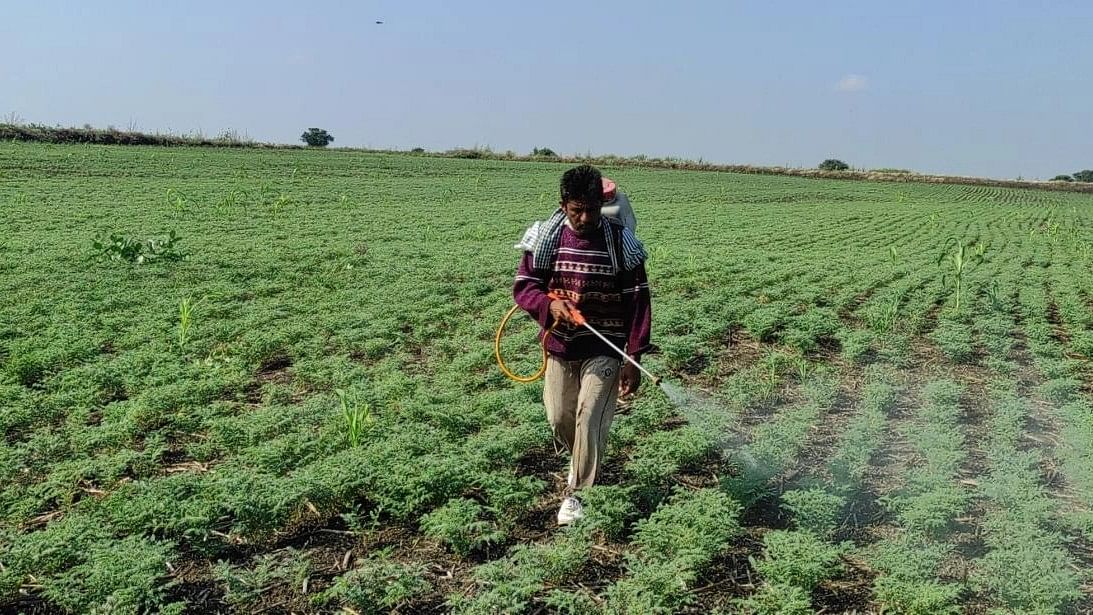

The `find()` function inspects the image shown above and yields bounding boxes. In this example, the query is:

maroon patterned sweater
[513,223,652,361]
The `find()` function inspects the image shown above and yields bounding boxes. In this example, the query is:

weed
[937,238,984,312]
[335,388,374,447]
[91,230,185,264]
[214,549,311,608]
[177,297,199,353]
[166,187,188,211]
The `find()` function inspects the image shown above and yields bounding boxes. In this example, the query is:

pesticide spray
[495,298,760,474]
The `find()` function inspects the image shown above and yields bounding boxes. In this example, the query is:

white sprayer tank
[601,178,637,231]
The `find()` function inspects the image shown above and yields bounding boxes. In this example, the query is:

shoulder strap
[603,217,627,274]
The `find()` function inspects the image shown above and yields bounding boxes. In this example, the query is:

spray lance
[495,292,662,388]
[495,293,760,473]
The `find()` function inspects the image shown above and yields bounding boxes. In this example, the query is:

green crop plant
[929,318,975,363]
[315,552,431,613]
[726,373,840,504]
[828,376,897,490]
[576,485,639,540]
[936,238,984,312]
[9,141,1093,612]
[420,498,506,556]
[541,589,600,615]
[749,529,845,592]
[867,537,962,615]
[837,328,874,363]
[451,526,593,613]
[626,425,719,500]
[603,558,698,615]
[421,224,440,244]
[736,582,812,615]
[603,488,743,614]
[630,488,741,566]
[780,487,846,538]
[335,388,374,447]
[734,581,813,615]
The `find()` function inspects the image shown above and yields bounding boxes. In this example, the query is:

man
[513,165,652,525]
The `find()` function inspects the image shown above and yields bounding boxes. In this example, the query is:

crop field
[3,142,1093,614]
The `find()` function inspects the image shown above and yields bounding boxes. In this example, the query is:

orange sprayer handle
[547,291,586,326]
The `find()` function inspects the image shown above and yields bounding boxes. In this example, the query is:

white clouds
[835,74,868,92]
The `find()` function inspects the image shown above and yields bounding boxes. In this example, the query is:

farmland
[2,142,1093,613]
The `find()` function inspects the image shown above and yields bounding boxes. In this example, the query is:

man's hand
[619,361,641,398]
[549,299,579,326]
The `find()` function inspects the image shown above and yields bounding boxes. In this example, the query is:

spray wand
[495,292,662,387]
[550,296,662,387]
[495,295,758,474]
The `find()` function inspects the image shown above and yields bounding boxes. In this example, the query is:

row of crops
[1,142,1092,613]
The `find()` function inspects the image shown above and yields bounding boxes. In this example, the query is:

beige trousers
[543,355,620,492]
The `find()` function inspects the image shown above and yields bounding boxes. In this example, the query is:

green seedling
[177,297,200,353]
[937,238,984,313]
[336,388,374,447]
[166,188,188,211]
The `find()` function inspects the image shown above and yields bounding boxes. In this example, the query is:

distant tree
[300,128,334,147]
[1050,174,1074,182]
[818,159,850,171]
[532,147,557,157]
[1072,170,1093,183]
[411,147,425,153]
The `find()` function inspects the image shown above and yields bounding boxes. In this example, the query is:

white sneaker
[557,496,584,525]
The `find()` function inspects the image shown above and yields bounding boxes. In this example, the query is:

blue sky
[2,1,1090,178]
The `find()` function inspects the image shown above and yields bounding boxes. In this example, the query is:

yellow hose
[495,303,556,382]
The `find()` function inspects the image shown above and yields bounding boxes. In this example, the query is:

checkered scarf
[515,209,647,273]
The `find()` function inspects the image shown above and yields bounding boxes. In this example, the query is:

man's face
[561,199,602,237]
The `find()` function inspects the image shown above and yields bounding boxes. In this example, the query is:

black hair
[559,165,602,205]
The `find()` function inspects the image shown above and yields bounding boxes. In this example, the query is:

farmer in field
[513,165,652,524]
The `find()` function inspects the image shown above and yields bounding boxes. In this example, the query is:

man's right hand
[549,299,579,326]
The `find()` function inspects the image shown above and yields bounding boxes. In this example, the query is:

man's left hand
[619,362,641,398]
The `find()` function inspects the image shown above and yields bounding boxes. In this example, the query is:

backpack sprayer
[494,292,662,386]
